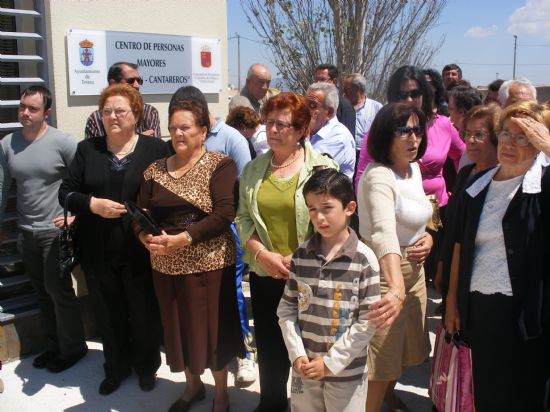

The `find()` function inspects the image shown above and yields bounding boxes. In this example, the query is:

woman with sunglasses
[356,66,465,286]
[445,100,550,411]
[357,102,433,412]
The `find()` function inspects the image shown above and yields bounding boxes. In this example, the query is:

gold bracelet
[388,289,405,303]
[254,246,266,261]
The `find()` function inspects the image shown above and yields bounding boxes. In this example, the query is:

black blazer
[336,95,356,138]
[454,164,550,340]
[59,135,170,272]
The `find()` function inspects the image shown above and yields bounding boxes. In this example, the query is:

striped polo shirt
[278,228,380,382]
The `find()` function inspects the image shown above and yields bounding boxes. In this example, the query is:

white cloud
[508,0,550,39]
[464,24,498,38]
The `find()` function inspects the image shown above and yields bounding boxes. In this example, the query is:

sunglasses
[395,126,424,138]
[398,89,423,100]
[122,77,144,85]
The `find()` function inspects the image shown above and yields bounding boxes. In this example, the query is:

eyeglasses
[395,126,424,139]
[497,131,530,147]
[398,89,423,100]
[122,77,143,85]
[463,129,489,142]
[101,108,131,118]
[266,119,294,131]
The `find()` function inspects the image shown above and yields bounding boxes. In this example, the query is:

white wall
[44,0,229,139]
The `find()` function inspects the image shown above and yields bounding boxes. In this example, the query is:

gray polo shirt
[0,126,77,232]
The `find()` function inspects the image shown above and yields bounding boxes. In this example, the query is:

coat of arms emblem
[200,45,212,68]
[79,39,94,66]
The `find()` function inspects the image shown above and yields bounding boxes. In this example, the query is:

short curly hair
[463,105,501,146]
[98,84,144,125]
[226,106,260,130]
[262,92,311,140]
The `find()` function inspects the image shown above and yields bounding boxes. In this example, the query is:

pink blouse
[355,115,464,207]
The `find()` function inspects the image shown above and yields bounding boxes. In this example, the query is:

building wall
[44,0,228,139]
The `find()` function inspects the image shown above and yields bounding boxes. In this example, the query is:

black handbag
[124,201,162,236]
[57,192,80,277]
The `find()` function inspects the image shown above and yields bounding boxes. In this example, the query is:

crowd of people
[1,59,549,412]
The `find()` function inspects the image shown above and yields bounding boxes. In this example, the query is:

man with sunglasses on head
[84,62,161,138]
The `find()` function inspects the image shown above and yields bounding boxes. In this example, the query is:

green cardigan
[235,141,338,276]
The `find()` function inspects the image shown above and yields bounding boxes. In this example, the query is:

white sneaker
[236,357,257,384]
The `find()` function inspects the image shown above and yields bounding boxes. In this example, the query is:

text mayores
[148,75,190,83]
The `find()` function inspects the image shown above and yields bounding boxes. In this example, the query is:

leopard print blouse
[141,152,236,275]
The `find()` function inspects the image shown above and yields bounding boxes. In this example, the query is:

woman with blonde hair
[445,100,550,411]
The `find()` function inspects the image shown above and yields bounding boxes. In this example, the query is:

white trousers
[290,370,367,412]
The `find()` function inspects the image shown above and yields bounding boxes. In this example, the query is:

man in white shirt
[343,73,382,154]
[306,82,356,179]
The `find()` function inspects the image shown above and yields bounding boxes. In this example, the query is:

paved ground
[0,287,442,412]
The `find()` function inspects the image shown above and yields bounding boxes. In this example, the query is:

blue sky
[227,0,550,88]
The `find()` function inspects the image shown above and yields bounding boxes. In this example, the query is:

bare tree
[241,0,446,101]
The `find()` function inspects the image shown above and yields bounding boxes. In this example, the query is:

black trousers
[19,229,86,356]
[84,260,161,379]
[462,292,549,412]
[250,273,289,412]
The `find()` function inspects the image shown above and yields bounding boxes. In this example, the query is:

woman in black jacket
[59,84,169,395]
[445,100,550,411]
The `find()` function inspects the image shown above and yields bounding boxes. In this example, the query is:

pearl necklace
[270,147,303,169]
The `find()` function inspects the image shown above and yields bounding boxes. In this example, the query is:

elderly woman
[59,84,168,395]
[357,102,433,412]
[137,99,244,412]
[445,101,550,411]
[435,105,500,295]
[357,66,464,282]
[236,92,337,412]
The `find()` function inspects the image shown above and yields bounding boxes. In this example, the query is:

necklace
[271,147,303,169]
[171,149,205,178]
[109,135,138,157]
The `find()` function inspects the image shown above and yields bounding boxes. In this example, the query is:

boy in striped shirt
[277,168,381,412]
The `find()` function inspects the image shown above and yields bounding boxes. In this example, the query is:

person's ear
[44,107,52,120]
[108,79,116,86]
[345,200,356,217]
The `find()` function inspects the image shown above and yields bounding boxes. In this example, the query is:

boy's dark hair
[303,168,354,207]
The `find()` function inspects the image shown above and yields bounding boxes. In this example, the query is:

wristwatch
[182,231,193,245]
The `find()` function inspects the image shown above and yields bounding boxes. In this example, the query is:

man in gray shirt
[0,86,87,372]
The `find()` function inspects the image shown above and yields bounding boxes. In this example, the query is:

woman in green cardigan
[236,92,337,412]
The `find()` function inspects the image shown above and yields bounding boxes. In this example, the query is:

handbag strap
[63,192,76,227]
